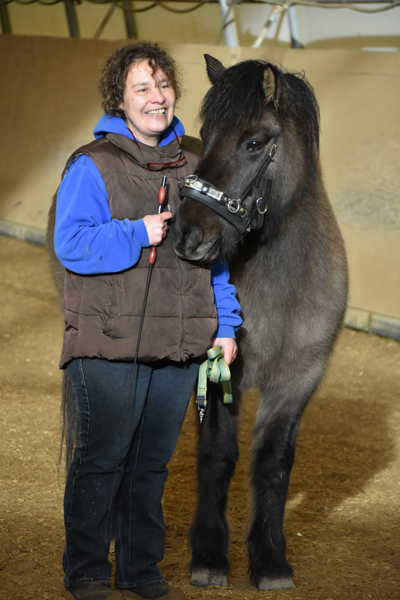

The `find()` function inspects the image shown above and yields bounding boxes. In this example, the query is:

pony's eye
[247,140,264,152]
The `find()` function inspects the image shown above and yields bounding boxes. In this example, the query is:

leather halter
[178,139,277,235]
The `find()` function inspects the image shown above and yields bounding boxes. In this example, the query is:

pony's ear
[204,54,226,84]
[263,66,288,111]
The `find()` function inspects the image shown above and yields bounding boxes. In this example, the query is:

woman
[54,42,241,600]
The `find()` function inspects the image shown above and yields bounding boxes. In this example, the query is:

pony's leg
[190,381,239,587]
[247,409,301,591]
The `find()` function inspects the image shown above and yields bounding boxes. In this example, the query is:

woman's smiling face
[120,60,176,147]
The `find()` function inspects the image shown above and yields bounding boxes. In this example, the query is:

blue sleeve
[211,260,242,339]
[54,155,150,275]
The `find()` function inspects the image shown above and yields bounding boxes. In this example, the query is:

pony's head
[172,55,320,264]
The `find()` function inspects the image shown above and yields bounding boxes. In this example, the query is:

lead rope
[196,345,233,423]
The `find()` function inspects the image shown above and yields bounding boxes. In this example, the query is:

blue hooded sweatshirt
[54,114,242,339]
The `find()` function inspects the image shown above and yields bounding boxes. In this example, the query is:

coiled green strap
[197,346,233,422]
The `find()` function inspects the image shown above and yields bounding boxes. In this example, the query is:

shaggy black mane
[200,60,320,151]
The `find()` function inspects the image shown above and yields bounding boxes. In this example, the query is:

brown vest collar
[105,133,186,171]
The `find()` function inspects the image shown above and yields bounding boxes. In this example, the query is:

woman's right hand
[142,212,173,246]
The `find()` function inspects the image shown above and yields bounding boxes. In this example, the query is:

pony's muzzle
[184,226,204,253]
[173,222,221,263]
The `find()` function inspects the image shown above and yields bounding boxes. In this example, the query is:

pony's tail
[60,371,79,474]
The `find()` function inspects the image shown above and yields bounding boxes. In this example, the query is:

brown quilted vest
[59,133,217,368]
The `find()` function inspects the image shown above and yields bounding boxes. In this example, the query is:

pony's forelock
[200,60,320,152]
[200,61,267,131]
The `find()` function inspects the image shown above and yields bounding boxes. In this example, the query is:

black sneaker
[63,584,123,600]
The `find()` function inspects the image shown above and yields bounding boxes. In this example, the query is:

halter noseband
[178,139,277,235]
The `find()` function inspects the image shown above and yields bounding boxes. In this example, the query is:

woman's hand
[212,337,238,366]
[143,212,173,246]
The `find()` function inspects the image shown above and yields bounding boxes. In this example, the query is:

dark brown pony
[171,55,348,591]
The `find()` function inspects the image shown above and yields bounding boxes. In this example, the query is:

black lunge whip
[105,176,167,540]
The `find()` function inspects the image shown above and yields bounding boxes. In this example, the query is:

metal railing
[0,0,398,46]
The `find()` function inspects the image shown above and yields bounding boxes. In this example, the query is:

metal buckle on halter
[227,199,241,214]
[181,175,225,203]
[269,143,277,161]
[209,188,225,202]
[256,197,268,215]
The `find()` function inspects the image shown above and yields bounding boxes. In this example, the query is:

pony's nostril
[184,227,203,251]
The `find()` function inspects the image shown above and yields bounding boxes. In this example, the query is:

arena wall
[1,35,399,338]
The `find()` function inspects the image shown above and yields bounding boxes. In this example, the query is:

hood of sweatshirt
[93,114,185,147]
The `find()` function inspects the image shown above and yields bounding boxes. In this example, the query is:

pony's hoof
[257,577,295,591]
[191,571,228,587]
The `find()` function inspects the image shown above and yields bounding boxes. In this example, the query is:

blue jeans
[63,357,201,589]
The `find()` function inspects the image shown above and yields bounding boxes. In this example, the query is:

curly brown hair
[99,42,182,118]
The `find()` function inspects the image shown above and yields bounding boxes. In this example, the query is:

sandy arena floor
[0,235,399,600]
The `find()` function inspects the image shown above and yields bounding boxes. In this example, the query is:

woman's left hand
[212,337,238,366]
